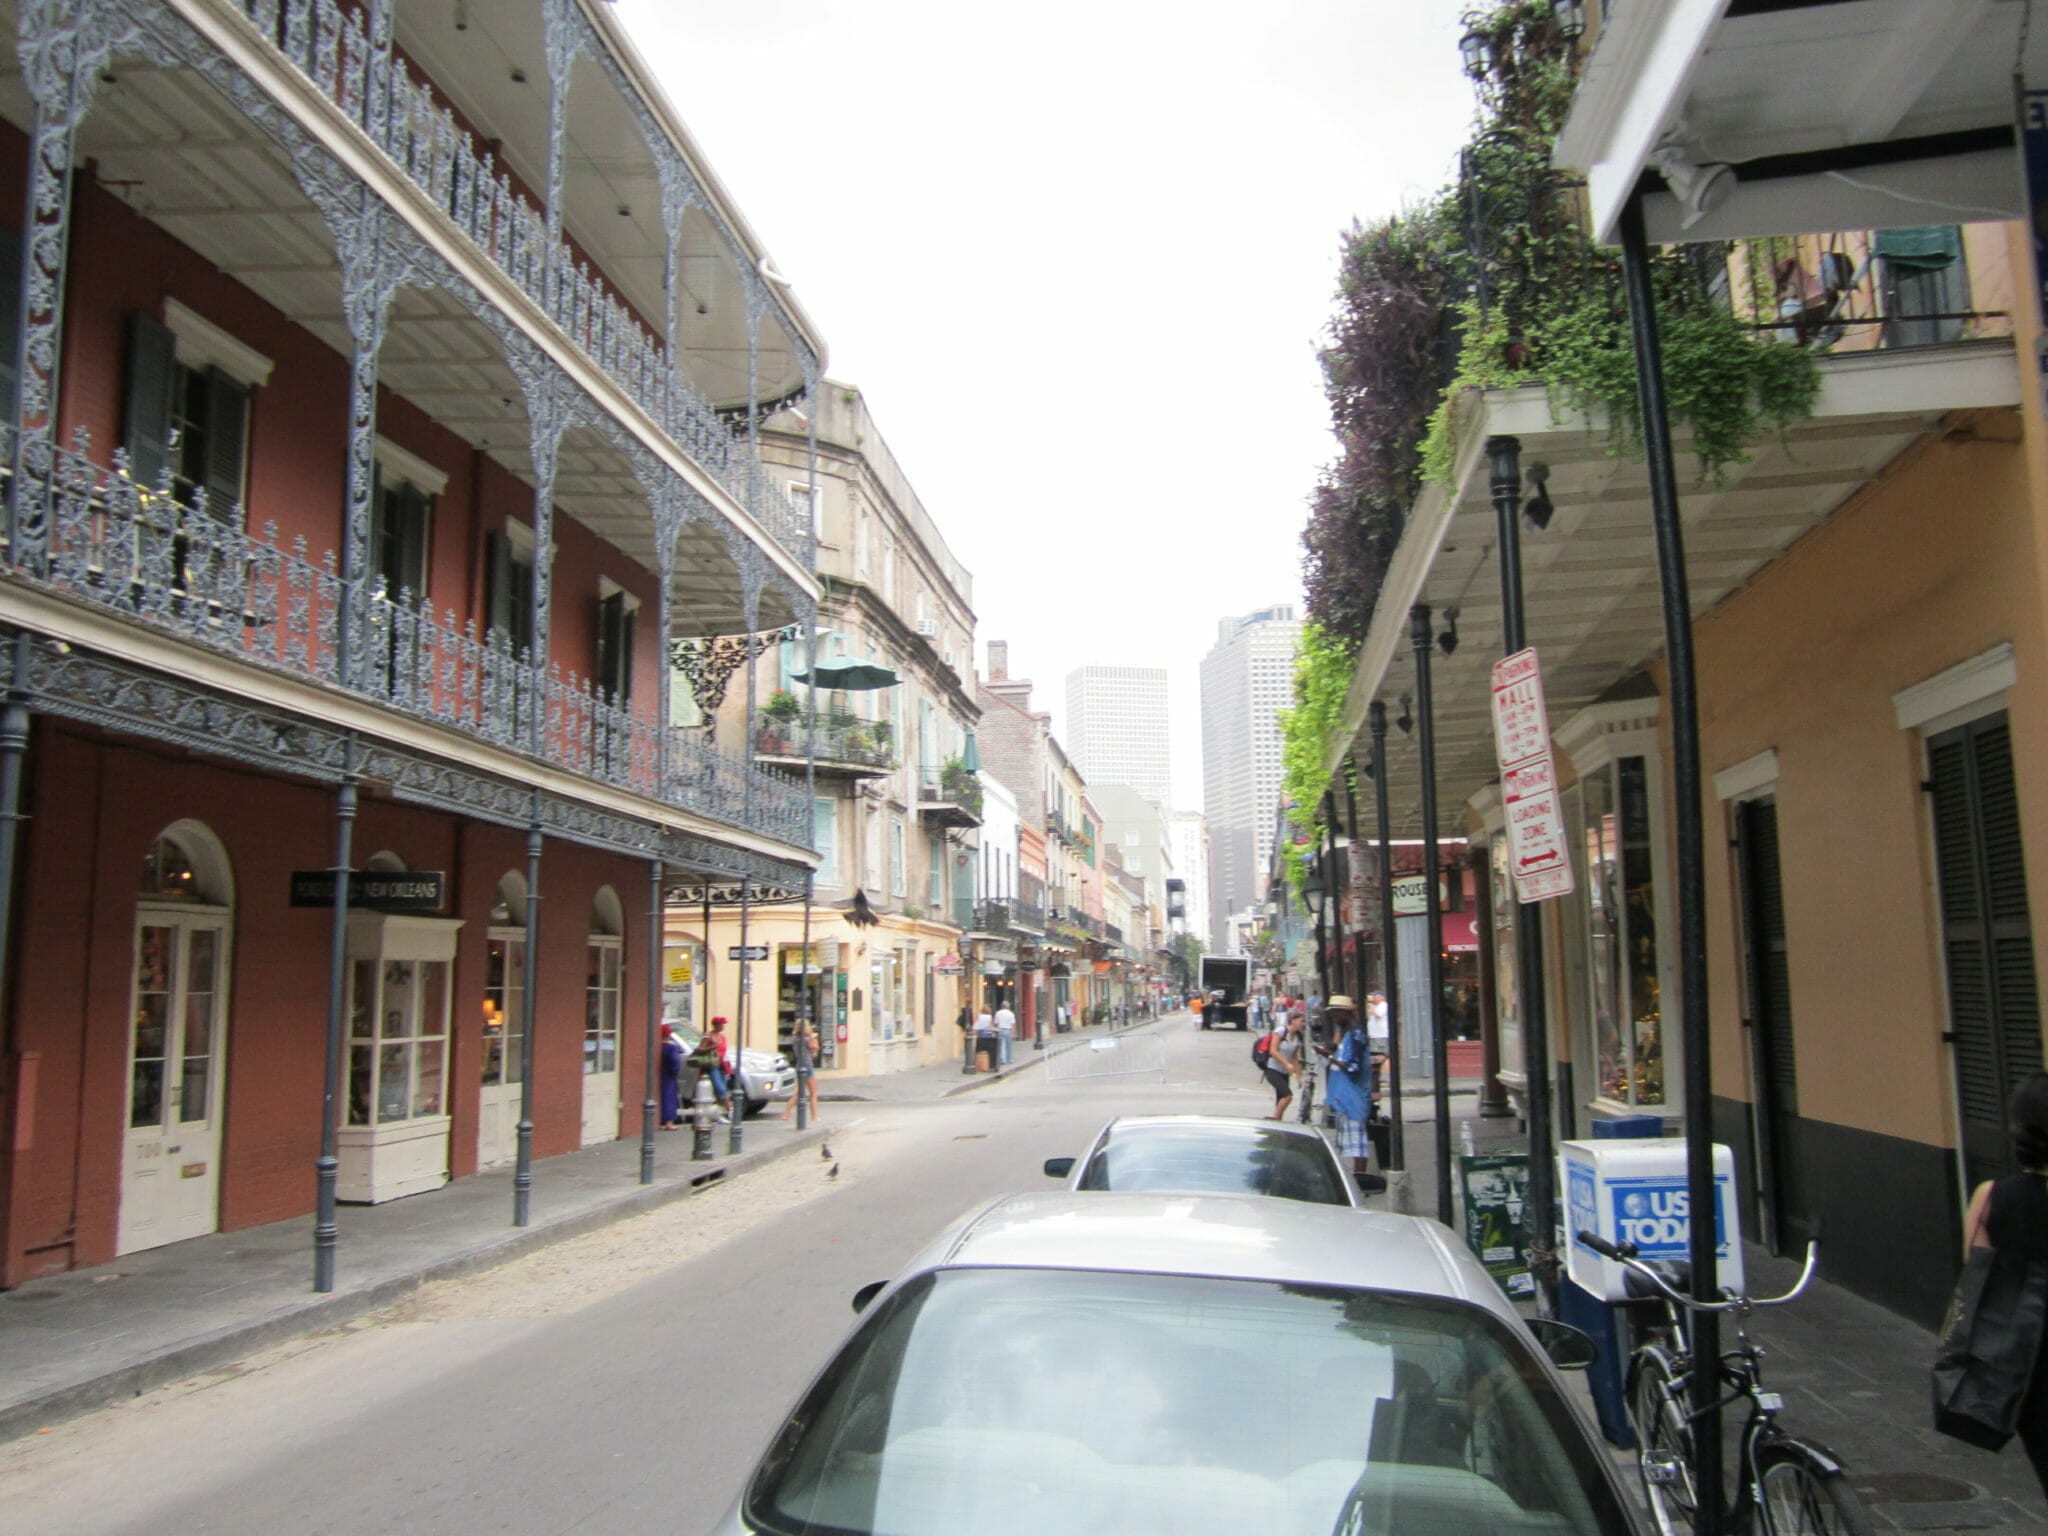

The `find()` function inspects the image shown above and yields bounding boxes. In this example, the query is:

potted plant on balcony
[870,720,894,759]
[759,689,802,753]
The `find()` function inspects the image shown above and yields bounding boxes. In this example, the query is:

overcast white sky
[615,0,1477,810]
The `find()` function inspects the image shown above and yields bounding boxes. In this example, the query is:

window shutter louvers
[201,366,248,518]
[122,312,177,491]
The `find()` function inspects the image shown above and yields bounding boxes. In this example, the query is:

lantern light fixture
[1552,0,1586,42]
[1524,462,1555,531]
[1459,28,1492,80]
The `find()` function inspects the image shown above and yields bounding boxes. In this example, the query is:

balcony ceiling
[1559,0,2041,245]
[1335,342,2019,838]
[0,42,796,638]
[394,0,810,408]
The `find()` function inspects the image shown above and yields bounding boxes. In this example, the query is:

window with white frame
[890,818,907,897]
[813,798,840,887]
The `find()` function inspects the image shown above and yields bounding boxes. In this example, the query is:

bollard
[690,1072,716,1161]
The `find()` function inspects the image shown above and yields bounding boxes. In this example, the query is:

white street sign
[1492,648,1575,904]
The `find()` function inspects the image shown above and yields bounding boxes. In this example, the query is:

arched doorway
[478,872,527,1168]
[582,887,624,1146]
[120,822,234,1255]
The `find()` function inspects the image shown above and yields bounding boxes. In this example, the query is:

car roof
[1096,1114,1328,1142]
[922,1192,1518,1324]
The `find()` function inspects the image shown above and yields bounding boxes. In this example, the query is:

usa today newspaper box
[1562,1138,1743,1301]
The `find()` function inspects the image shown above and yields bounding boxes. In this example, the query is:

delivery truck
[1199,956,1251,1030]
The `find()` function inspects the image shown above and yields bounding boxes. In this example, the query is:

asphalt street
[0,1019,1288,1536]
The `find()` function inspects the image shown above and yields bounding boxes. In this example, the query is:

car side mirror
[1527,1318,1598,1371]
[1043,1157,1075,1179]
[851,1280,887,1315]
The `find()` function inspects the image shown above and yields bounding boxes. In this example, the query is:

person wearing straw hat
[1319,996,1381,1190]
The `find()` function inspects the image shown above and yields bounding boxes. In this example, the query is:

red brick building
[0,0,822,1286]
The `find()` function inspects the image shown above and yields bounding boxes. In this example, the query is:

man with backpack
[1254,1012,1304,1121]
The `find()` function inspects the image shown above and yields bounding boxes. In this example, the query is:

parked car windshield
[745,1267,1631,1536]
[1078,1124,1351,1205]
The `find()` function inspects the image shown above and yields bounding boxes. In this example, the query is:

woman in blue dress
[1318,996,1377,1185]
[658,1023,685,1128]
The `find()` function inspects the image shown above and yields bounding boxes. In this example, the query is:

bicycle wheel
[1628,1349,1698,1536]
[1754,1441,1875,1536]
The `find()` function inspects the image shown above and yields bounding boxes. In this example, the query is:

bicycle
[1574,1229,1872,1536]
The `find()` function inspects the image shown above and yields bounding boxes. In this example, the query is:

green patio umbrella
[792,657,901,690]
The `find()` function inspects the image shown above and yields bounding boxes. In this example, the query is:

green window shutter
[485,531,514,645]
[201,366,249,518]
[596,590,632,703]
[122,312,177,490]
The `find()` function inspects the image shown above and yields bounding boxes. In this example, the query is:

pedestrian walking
[974,1004,997,1072]
[1262,1012,1304,1121]
[1957,1072,2048,1491]
[780,1018,822,1123]
[658,1023,685,1128]
[994,999,1017,1065]
[1318,996,1382,1189]
[702,1016,734,1121]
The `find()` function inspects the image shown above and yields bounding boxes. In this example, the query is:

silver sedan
[709,1193,1637,1536]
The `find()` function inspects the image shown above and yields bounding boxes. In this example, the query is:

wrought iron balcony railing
[917,769,983,824]
[7,429,807,848]
[1009,896,1047,934]
[237,0,811,567]
[753,710,895,772]
[972,900,1011,935]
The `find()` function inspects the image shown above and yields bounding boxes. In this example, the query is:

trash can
[1558,1274,1635,1449]
[1592,1113,1663,1140]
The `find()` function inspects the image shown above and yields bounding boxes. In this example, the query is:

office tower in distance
[1199,604,1302,950]
[1063,665,1170,805]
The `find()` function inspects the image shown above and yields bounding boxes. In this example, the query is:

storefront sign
[1458,1150,1535,1298]
[934,954,965,975]
[1490,649,1574,904]
[728,944,769,961]
[1390,875,1442,915]
[289,870,445,911]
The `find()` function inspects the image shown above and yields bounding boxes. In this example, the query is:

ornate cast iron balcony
[7,429,807,849]
[236,0,811,566]
[753,710,895,775]
[917,768,983,828]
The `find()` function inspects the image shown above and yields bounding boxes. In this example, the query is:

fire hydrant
[690,1071,718,1161]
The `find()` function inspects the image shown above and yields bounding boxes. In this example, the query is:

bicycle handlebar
[1573,1229,1821,1312]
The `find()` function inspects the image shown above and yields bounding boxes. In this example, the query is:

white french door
[119,911,230,1255]
[582,939,622,1146]
[478,932,525,1167]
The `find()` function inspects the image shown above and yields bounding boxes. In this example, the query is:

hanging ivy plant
[1275,621,1356,891]
[1296,0,1820,792]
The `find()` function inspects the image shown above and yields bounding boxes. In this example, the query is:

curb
[0,1128,826,1445]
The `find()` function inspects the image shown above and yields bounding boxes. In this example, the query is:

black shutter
[0,228,23,417]
[122,312,177,490]
[485,530,513,644]
[201,366,248,520]
[397,486,430,604]
[596,591,632,703]
[1933,713,2044,1189]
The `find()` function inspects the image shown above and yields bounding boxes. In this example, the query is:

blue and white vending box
[1561,1137,1743,1302]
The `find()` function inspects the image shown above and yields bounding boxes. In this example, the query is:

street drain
[1849,1472,1979,1504]
[954,1134,988,1141]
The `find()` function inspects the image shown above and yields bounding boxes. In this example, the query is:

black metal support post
[1620,193,1720,1534]
[1342,762,1367,1006]
[730,877,749,1155]
[1411,605,1453,1227]
[1322,790,1342,1012]
[1368,702,1405,1172]
[795,871,813,1130]
[513,816,541,1227]
[314,737,359,1291]
[1487,434,1559,1306]
[0,635,33,1050]
[641,858,661,1185]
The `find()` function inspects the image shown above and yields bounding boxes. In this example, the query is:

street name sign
[1490,648,1574,904]
[289,870,446,911]
[727,944,770,961]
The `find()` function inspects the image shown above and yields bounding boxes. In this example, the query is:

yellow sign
[668,959,693,984]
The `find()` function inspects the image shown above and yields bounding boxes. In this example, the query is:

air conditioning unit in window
[915,617,939,638]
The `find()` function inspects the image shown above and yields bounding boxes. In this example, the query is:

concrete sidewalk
[1377,1089,2048,1532]
[0,1014,1168,1444]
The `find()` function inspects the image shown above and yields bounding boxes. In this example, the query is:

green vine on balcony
[1275,621,1356,891]
[1296,0,1820,800]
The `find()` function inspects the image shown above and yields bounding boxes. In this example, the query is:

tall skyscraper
[1199,604,1302,950]
[1063,664,1170,804]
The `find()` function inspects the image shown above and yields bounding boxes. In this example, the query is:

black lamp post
[1368,703,1405,1173]
[1410,605,1453,1228]
[1488,433,1558,1310]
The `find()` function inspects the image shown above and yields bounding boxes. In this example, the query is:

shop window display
[1582,757,1663,1108]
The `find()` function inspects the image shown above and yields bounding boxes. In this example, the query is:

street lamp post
[1411,605,1453,1228]
[1368,703,1405,1173]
